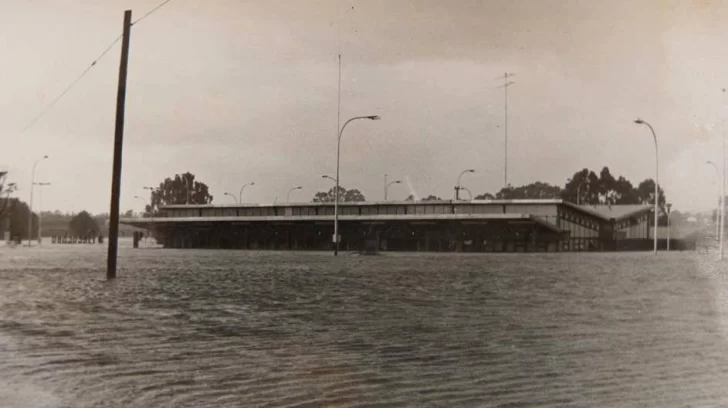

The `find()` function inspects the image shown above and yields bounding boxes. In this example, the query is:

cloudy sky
[2,0,728,214]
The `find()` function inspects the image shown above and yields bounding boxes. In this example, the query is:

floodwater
[1,243,728,407]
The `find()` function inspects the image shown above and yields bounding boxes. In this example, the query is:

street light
[33,182,50,245]
[576,180,586,205]
[720,88,727,260]
[143,186,161,216]
[322,175,337,183]
[287,186,302,202]
[28,155,48,246]
[455,169,475,200]
[634,118,659,255]
[239,182,254,204]
[133,195,147,216]
[461,187,473,201]
[224,192,238,204]
[178,174,193,205]
[707,160,721,239]
[666,203,672,251]
[334,115,380,256]
[385,180,401,201]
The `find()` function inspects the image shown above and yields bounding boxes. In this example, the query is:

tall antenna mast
[499,73,515,189]
[336,3,342,183]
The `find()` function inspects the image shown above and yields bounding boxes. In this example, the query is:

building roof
[160,198,567,210]
[121,213,565,233]
[570,204,653,221]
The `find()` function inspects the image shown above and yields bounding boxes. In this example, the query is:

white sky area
[2,0,728,214]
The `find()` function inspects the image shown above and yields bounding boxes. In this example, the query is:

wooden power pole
[107,10,132,280]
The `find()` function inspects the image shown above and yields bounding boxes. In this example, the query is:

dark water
[1,244,728,407]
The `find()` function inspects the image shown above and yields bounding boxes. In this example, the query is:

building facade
[120,199,654,252]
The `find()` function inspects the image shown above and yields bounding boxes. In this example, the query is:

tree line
[0,166,669,240]
[473,166,666,209]
[142,168,667,209]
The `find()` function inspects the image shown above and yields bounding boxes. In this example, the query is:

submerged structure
[119,199,669,252]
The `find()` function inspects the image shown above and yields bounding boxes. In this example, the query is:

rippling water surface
[1,243,728,407]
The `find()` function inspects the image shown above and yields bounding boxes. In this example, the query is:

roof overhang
[561,202,653,222]
[121,212,565,233]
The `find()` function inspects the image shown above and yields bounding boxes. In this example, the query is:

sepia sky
[3,0,728,214]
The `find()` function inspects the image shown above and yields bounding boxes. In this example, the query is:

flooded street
[1,245,728,407]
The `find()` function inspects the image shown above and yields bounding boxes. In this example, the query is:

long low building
[120,199,655,252]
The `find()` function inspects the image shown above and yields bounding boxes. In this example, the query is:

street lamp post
[239,182,254,204]
[722,128,726,261]
[133,195,147,214]
[634,119,658,255]
[334,115,380,256]
[707,161,721,239]
[34,182,50,245]
[224,192,238,204]
[143,186,160,215]
[28,155,48,246]
[455,169,475,201]
[576,180,586,205]
[133,195,150,244]
[287,186,302,202]
[385,180,401,201]
[666,203,672,251]
[178,174,193,205]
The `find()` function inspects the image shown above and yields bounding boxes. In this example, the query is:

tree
[493,182,562,199]
[611,176,640,204]
[312,186,366,202]
[560,167,668,207]
[344,189,366,202]
[474,193,496,200]
[636,178,667,209]
[1,199,39,240]
[149,172,213,213]
[0,171,17,223]
[421,195,442,201]
[68,211,100,237]
[405,194,415,201]
[562,168,601,204]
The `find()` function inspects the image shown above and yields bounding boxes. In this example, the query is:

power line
[22,0,175,133]
[22,34,123,133]
[132,0,174,26]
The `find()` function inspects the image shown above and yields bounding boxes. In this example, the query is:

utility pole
[34,182,50,245]
[499,73,515,189]
[334,53,341,255]
[107,9,132,280]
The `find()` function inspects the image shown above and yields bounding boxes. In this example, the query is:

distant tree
[0,171,17,223]
[123,209,133,217]
[635,178,666,207]
[149,172,213,214]
[493,182,562,199]
[68,211,100,237]
[474,193,496,200]
[421,195,442,201]
[562,168,601,204]
[312,186,366,202]
[405,194,416,201]
[561,167,667,207]
[344,189,366,202]
[2,199,39,240]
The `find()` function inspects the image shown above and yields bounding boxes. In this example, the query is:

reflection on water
[1,245,728,407]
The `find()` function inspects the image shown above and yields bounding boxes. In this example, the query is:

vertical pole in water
[107,10,132,280]
[504,72,508,189]
[721,132,726,261]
